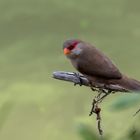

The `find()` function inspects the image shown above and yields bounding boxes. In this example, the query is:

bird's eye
[68,45,75,50]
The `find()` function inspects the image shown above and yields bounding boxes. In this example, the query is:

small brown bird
[63,39,140,92]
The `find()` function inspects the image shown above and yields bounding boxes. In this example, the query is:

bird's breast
[70,58,79,70]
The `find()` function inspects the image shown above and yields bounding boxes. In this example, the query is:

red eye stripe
[68,42,79,50]
[68,45,75,50]
[73,42,79,46]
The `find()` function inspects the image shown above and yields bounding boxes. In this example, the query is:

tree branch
[53,71,129,93]
[53,71,132,136]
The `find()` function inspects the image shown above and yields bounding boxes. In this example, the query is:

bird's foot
[73,72,83,86]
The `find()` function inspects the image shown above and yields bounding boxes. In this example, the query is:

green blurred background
[0,0,140,140]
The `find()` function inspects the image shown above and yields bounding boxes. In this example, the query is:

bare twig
[89,94,106,136]
[97,118,103,136]
[133,108,140,116]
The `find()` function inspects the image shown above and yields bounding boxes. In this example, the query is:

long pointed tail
[115,75,140,92]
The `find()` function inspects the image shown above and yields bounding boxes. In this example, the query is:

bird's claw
[73,72,83,86]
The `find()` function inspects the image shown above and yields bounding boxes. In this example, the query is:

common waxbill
[63,39,140,92]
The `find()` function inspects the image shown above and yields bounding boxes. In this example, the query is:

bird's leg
[73,72,83,86]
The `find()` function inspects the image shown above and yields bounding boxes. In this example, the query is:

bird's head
[63,39,83,59]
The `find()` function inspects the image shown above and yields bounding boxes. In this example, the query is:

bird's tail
[113,75,140,92]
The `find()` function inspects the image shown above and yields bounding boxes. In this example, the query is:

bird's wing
[76,45,122,79]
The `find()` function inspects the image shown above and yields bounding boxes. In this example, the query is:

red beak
[63,48,71,55]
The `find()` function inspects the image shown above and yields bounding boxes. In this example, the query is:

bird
[63,39,140,92]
